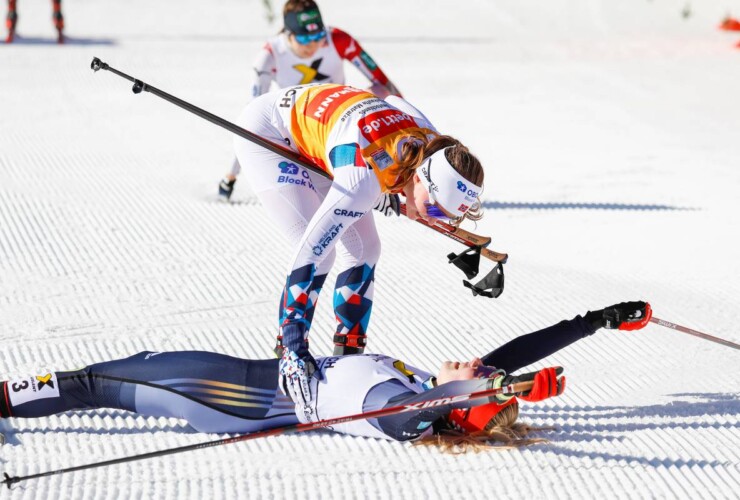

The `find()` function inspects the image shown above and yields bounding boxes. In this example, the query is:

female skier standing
[219,0,401,200]
[0,302,652,443]
[232,81,485,406]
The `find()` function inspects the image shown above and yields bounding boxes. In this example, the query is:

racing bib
[7,372,60,407]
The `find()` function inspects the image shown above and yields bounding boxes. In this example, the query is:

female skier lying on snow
[0,301,650,446]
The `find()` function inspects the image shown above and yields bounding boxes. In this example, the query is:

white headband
[417,147,483,218]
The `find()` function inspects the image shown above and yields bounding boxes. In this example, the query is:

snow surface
[1,0,739,498]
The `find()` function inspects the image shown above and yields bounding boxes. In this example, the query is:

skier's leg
[0,352,174,418]
[1,352,295,433]
[6,0,17,43]
[249,176,335,353]
[52,0,63,43]
[331,207,381,355]
[218,157,242,201]
[234,95,335,353]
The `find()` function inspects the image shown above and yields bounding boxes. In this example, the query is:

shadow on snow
[482,201,696,211]
[524,392,739,468]
[4,35,115,46]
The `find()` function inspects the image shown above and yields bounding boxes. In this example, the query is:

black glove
[373,194,400,217]
[585,301,652,331]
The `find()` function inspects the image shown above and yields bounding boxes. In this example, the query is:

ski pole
[399,204,507,263]
[90,57,313,173]
[650,317,739,351]
[89,57,507,264]
[2,379,533,488]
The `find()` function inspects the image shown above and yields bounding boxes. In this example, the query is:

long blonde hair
[389,134,485,225]
[414,403,554,454]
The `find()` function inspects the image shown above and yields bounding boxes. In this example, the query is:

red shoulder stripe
[330,27,357,59]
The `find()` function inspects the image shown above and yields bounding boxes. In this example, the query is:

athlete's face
[437,358,483,385]
[403,173,432,222]
[288,34,325,58]
[403,173,456,223]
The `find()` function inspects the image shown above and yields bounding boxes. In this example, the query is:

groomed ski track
[1,0,739,498]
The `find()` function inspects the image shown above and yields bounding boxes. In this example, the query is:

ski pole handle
[398,204,508,263]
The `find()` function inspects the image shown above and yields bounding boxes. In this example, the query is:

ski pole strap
[462,261,504,298]
[447,246,481,280]
[447,246,505,298]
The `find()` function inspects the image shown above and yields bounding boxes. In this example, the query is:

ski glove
[373,193,401,217]
[279,348,320,409]
[585,301,652,331]
[278,323,323,409]
[507,367,566,403]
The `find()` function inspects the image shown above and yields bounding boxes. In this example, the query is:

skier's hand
[278,323,323,409]
[373,193,400,217]
[506,367,566,402]
[279,348,319,408]
[484,368,516,404]
[586,301,652,331]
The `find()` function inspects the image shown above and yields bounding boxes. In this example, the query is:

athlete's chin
[298,48,319,58]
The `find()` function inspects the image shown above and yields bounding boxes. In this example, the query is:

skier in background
[218,0,402,201]
[0,302,652,447]
[5,0,64,44]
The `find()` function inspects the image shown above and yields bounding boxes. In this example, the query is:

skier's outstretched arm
[482,301,652,373]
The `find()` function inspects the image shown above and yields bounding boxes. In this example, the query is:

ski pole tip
[3,472,19,489]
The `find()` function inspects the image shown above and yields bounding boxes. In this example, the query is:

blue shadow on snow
[482,201,696,211]
[4,34,115,46]
[522,392,739,469]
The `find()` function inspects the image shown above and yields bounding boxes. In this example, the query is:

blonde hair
[389,134,485,226]
[414,403,554,454]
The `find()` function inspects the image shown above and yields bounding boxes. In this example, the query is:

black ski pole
[89,57,328,180]
[2,379,534,489]
[89,58,509,265]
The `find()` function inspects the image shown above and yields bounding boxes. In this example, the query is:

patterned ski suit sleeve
[251,42,277,98]
[331,28,401,97]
